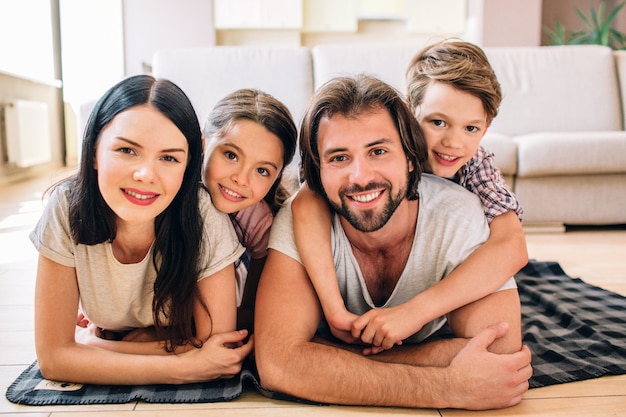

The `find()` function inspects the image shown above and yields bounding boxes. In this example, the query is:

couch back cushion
[312,45,421,94]
[484,45,623,135]
[152,46,313,127]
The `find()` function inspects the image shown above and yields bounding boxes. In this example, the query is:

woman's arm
[35,255,250,384]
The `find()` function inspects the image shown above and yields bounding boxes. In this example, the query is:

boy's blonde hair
[406,40,502,124]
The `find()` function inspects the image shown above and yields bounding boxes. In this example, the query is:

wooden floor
[1,168,625,416]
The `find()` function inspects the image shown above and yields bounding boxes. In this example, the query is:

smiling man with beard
[254,74,531,411]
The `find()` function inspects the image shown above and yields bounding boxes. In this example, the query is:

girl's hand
[76,312,90,328]
[74,322,103,345]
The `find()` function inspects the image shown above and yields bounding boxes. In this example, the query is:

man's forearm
[261,326,530,410]
[262,337,454,408]
[314,334,467,367]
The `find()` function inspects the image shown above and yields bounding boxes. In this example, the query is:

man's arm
[447,287,522,354]
[254,249,532,410]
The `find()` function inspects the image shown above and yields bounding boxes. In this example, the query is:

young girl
[292,40,528,353]
[201,88,297,330]
[31,75,253,385]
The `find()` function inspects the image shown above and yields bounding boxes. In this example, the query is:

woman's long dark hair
[68,74,204,351]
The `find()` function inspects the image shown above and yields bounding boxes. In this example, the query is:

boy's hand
[352,305,423,354]
[326,308,360,344]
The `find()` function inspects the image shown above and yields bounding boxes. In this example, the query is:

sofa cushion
[485,45,623,136]
[152,46,313,125]
[515,131,626,177]
[312,45,420,93]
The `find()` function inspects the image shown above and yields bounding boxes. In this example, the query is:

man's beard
[327,181,407,233]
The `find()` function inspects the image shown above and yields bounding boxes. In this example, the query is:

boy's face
[414,81,488,179]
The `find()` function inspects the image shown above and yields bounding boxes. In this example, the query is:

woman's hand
[180,330,254,381]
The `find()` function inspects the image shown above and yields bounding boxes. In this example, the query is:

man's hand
[446,323,532,410]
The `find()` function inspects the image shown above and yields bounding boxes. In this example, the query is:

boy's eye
[466,126,479,133]
[225,151,238,161]
[331,155,347,163]
[372,148,386,156]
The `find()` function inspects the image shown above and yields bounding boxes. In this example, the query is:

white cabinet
[214,0,302,29]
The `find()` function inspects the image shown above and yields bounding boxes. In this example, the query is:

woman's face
[94,105,189,228]
[415,81,488,179]
[203,119,284,214]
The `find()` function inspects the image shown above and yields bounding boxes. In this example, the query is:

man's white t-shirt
[268,174,516,343]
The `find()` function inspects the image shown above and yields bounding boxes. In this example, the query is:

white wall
[122,0,215,75]
[0,0,56,83]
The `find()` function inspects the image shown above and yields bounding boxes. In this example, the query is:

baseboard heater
[1,100,52,168]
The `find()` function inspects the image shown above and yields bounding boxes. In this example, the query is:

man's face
[317,107,413,233]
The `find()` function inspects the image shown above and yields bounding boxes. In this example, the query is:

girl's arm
[353,210,527,353]
[292,184,358,336]
[35,255,250,384]
[194,263,238,340]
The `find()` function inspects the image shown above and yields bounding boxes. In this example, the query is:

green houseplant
[545,1,626,50]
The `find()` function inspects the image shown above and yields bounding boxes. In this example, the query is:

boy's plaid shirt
[454,145,523,223]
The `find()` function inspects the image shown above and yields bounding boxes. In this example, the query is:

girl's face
[415,81,488,179]
[204,119,284,214]
[94,105,188,228]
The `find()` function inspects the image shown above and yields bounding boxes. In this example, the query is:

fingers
[466,322,509,351]
[211,329,250,346]
[235,334,254,357]
[351,314,368,339]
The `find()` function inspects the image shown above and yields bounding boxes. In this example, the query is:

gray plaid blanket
[6,260,626,405]
[517,260,626,388]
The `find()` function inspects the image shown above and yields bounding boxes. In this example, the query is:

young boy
[291,40,527,353]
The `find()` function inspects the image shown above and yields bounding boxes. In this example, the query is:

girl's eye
[331,155,347,163]
[225,151,238,161]
[257,167,270,177]
[432,120,445,127]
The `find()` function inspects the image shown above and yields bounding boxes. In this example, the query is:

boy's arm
[353,210,527,354]
[292,184,358,335]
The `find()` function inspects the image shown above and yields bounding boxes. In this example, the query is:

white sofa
[150,44,626,228]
